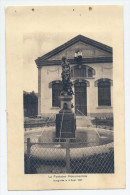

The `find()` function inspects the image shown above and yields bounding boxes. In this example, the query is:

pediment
[48,41,111,60]
[35,35,112,65]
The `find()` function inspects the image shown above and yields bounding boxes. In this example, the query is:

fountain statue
[56,56,76,139]
[61,56,73,96]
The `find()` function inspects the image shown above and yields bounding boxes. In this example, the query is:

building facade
[35,35,113,118]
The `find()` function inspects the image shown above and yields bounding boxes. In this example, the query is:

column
[38,67,41,115]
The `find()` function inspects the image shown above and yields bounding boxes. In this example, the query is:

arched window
[71,65,95,78]
[98,80,111,106]
[51,81,62,107]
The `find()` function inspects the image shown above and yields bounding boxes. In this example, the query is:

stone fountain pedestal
[56,95,76,139]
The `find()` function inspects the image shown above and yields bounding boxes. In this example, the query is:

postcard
[6,5,125,190]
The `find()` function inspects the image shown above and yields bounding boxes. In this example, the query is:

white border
[0,0,130,194]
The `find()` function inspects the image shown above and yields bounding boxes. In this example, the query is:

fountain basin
[24,127,113,160]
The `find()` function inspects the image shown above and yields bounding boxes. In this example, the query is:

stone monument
[56,57,76,139]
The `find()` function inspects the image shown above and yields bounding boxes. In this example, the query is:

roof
[35,34,112,66]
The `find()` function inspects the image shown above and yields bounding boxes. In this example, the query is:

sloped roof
[35,34,112,66]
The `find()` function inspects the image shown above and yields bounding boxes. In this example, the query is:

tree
[23,91,38,117]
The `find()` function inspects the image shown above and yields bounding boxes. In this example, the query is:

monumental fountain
[56,56,76,140]
[24,56,114,161]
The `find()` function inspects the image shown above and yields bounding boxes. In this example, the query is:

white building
[35,35,113,118]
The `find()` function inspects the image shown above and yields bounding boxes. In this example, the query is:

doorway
[74,82,87,116]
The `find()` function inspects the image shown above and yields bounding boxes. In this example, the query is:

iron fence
[24,137,114,174]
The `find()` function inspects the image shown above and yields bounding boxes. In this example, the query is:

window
[98,80,111,106]
[71,65,94,78]
[52,82,62,107]
[88,68,93,77]
[74,66,86,77]
[71,65,86,78]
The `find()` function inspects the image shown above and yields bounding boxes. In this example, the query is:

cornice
[36,57,113,67]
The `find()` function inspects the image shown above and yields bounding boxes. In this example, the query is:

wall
[87,63,113,116]
[40,62,113,118]
[40,65,62,116]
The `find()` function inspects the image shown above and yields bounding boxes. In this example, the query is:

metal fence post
[27,138,31,174]
[66,138,71,173]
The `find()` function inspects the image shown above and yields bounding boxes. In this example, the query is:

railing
[94,117,113,129]
[24,121,55,129]
[24,137,114,174]
[25,138,71,174]
[24,113,57,130]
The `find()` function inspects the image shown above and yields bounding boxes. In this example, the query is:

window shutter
[52,83,62,107]
[98,81,111,106]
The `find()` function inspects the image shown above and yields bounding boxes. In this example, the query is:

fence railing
[24,137,114,174]
[93,117,113,129]
[24,113,57,130]
[25,138,72,174]
[24,121,55,129]
[24,116,113,130]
